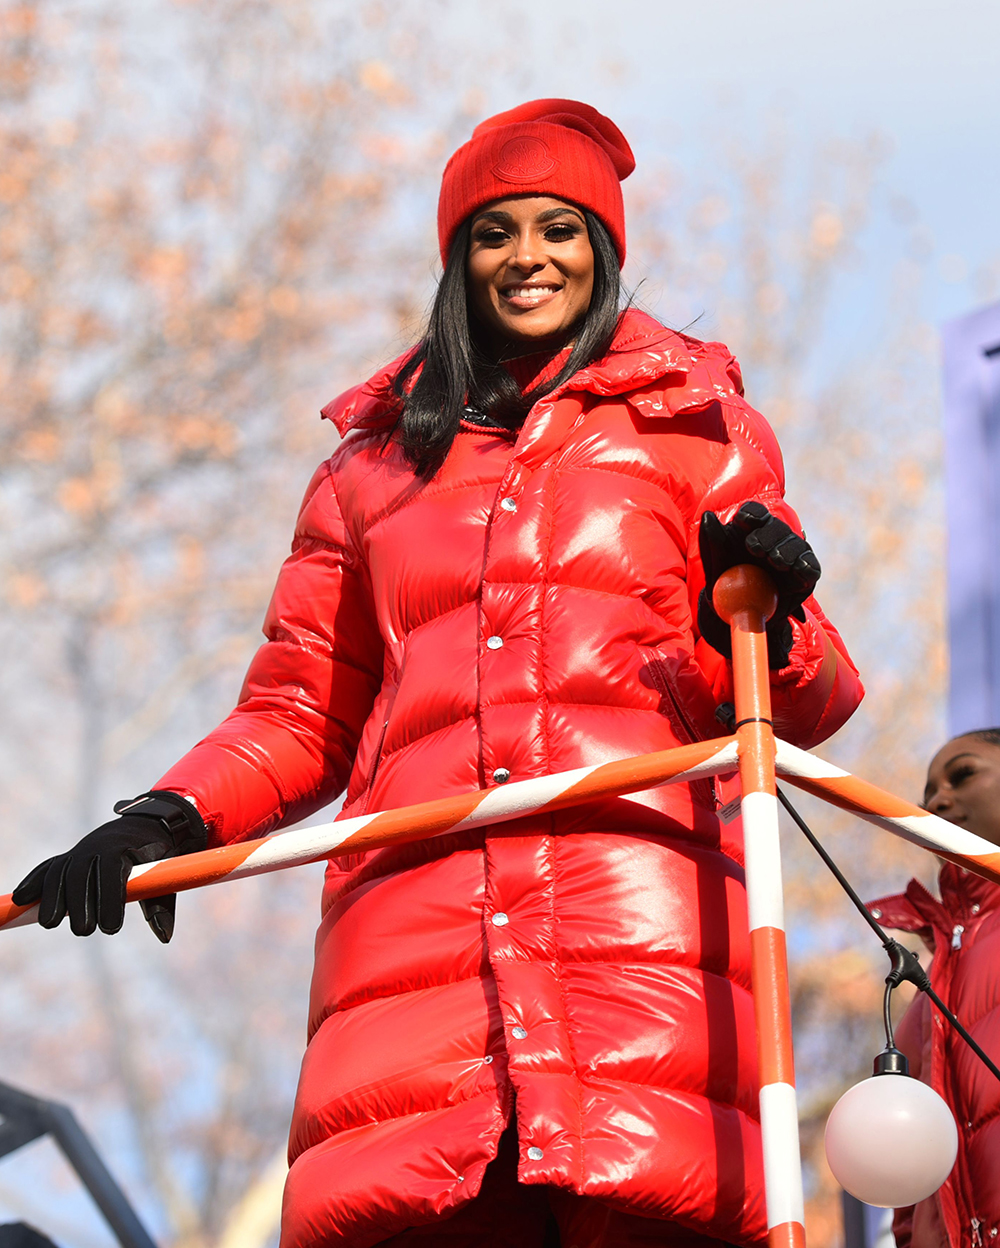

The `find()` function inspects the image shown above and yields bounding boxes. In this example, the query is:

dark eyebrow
[537,206,585,223]
[472,206,585,227]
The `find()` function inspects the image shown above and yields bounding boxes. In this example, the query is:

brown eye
[474,227,508,246]
[545,224,579,241]
[950,765,975,786]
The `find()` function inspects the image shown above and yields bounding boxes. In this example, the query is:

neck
[473,314,582,363]
[495,335,574,361]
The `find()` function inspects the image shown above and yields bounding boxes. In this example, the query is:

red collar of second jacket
[319,309,746,437]
[869,863,1000,948]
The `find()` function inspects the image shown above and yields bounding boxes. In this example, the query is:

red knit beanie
[437,99,635,269]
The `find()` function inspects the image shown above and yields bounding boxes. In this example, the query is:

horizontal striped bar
[0,736,739,931]
[774,739,1000,884]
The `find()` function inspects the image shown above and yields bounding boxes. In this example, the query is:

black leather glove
[12,792,207,943]
[697,501,821,668]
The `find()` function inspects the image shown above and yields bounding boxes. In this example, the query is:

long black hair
[393,209,624,478]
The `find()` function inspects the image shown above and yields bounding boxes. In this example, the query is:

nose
[926,788,952,817]
[509,231,545,274]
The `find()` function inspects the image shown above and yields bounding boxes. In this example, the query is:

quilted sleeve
[685,384,864,749]
[154,454,384,845]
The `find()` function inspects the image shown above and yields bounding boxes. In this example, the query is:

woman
[868,730,1000,1248]
[15,100,864,1246]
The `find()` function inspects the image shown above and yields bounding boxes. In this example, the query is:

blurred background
[1,0,997,1244]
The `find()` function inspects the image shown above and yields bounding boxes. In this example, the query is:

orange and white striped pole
[713,565,805,1248]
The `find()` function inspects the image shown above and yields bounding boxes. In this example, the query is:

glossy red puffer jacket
[157,310,863,1247]
[869,866,1000,1248]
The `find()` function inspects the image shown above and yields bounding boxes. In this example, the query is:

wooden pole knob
[712,563,779,626]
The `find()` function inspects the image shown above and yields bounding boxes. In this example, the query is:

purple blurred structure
[942,301,1000,736]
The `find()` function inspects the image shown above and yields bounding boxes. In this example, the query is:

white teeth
[506,286,558,298]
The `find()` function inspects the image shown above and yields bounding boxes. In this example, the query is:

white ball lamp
[825,1048,958,1207]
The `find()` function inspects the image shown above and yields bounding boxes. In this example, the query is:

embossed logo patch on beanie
[492,136,558,183]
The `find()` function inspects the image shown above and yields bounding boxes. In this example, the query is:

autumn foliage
[0,3,944,1244]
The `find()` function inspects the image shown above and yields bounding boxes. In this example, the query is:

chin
[503,319,570,345]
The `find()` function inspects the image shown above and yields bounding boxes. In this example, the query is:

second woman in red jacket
[15,99,864,1246]
[869,730,1000,1248]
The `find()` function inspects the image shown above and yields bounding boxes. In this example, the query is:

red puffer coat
[156,310,863,1247]
[869,866,1000,1248]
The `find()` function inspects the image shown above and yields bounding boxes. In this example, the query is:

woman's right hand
[12,792,207,943]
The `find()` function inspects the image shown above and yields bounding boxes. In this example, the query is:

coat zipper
[656,666,698,745]
[936,916,979,1243]
[364,718,390,807]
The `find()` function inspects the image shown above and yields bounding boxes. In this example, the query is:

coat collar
[868,863,1000,947]
[320,309,744,437]
[939,860,1000,914]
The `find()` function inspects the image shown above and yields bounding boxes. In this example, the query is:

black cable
[882,980,896,1050]
[776,785,1000,1086]
[776,786,886,941]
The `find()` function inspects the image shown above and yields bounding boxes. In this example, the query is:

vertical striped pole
[713,565,806,1248]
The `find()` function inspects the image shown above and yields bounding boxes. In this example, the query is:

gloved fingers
[139,894,176,944]
[777,545,820,599]
[122,840,173,939]
[125,837,174,867]
[62,853,102,936]
[765,618,795,669]
[90,850,134,936]
[790,545,821,591]
[698,510,742,589]
[91,840,174,936]
[758,530,818,580]
[744,524,820,590]
[37,855,73,929]
[11,857,58,907]
[732,500,772,533]
[742,515,798,561]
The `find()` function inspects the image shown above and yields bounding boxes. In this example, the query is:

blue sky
[466,0,999,327]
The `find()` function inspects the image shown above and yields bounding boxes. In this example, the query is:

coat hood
[320,309,746,438]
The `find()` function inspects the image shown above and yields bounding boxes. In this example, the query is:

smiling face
[466,196,595,353]
[924,735,1000,847]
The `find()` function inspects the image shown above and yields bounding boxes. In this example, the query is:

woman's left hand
[697,501,821,668]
